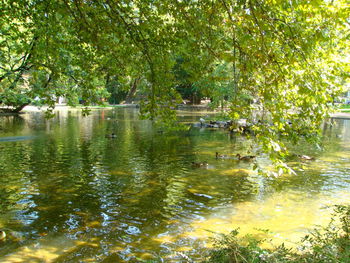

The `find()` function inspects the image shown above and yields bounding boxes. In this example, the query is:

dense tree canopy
[1,0,349,171]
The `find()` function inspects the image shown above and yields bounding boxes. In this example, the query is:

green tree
[1,0,348,168]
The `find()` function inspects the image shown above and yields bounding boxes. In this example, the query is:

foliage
[105,76,127,104]
[1,0,349,164]
[173,57,196,103]
[204,205,350,263]
[0,89,31,109]
[339,104,350,109]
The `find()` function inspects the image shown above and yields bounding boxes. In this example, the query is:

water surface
[0,108,349,262]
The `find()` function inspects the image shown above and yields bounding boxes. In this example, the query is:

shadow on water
[0,108,350,262]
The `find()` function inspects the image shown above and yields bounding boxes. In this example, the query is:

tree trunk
[13,103,30,113]
[189,92,201,104]
[125,77,141,103]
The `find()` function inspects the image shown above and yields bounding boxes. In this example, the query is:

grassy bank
[338,104,350,113]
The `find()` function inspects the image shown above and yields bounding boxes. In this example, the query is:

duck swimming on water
[236,153,256,161]
[216,152,230,159]
[105,133,117,138]
[191,162,208,168]
[297,155,315,161]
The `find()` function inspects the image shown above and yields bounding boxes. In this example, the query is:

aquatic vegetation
[204,205,350,263]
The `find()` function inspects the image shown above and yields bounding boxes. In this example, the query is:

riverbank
[203,204,350,263]
[16,103,211,112]
[330,112,350,120]
[14,105,350,121]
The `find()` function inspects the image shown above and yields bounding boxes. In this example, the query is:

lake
[0,108,350,262]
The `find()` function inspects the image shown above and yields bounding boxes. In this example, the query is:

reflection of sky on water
[0,109,349,262]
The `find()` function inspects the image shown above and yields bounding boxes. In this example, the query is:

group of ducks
[216,152,256,161]
[192,152,315,168]
[191,152,256,167]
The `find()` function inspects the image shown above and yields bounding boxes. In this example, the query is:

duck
[236,153,256,161]
[297,155,315,161]
[105,133,117,138]
[0,230,6,241]
[191,162,208,168]
[216,152,229,159]
[199,118,206,127]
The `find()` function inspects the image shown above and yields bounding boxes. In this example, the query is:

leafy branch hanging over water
[0,0,349,165]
